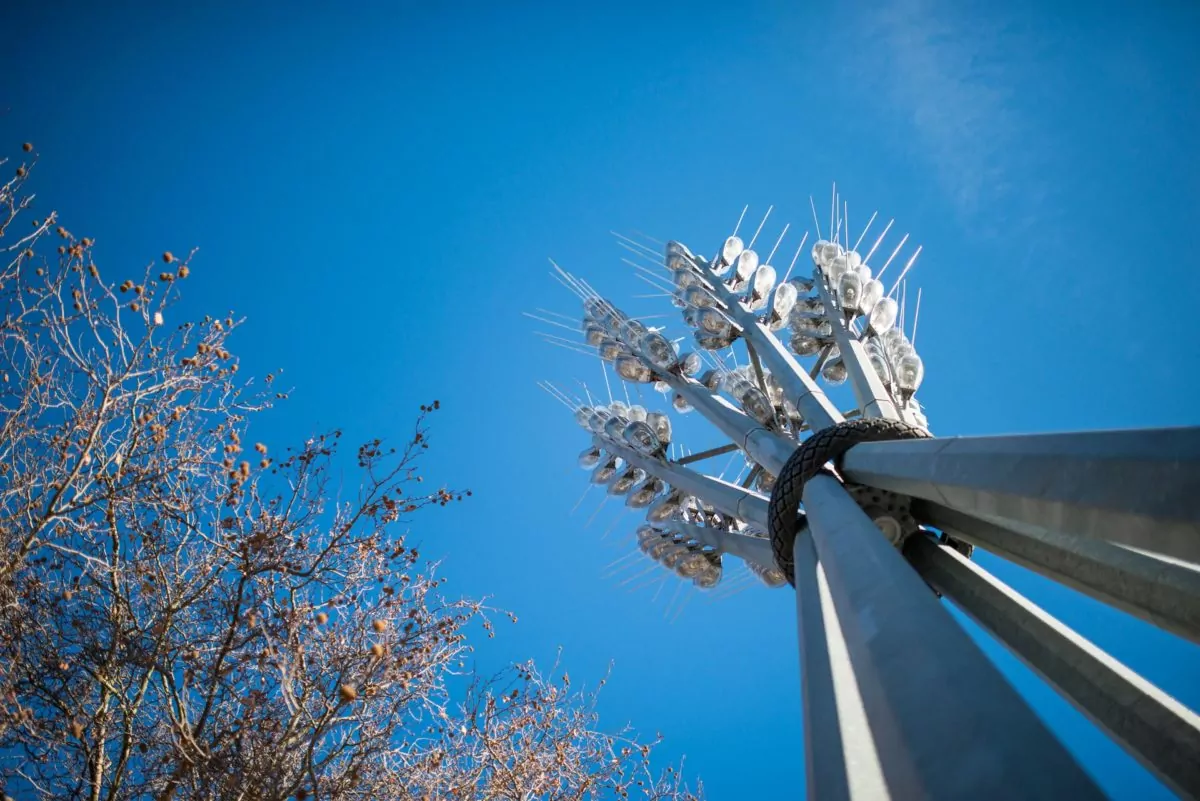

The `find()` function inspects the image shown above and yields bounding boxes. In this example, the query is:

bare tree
[0,147,703,801]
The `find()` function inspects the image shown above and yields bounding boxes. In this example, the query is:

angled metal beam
[916,501,1200,644]
[700,263,843,430]
[664,375,796,475]
[674,442,739,466]
[840,427,1200,564]
[597,436,770,527]
[813,276,902,421]
[672,521,775,568]
[792,528,891,800]
[907,534,1200,800]
[802,474,1105,798]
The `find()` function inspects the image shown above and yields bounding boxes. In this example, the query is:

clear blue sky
[4,1,1199,797]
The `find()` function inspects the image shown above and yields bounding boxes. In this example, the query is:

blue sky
[4,1,1199,797]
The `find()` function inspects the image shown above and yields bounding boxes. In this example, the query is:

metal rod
[674,521,775,568]
[907,534,1200,799]
[792,529,890,800]
[675,443,740,466]
[813,273,902,421]
[801,474,1105,798]
[839,427,1200,564]
[914,501,1200,644]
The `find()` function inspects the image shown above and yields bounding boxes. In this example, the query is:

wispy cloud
[858,0,1047,232]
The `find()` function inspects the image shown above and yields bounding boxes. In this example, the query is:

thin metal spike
[536,307,578,322]
[830,184,837,247]
[550,271,585,299]
[732,205,749,238]
[877,233,911,279]
[540,338,603,360]
[748,205,774,250]
[611,231,661,258]
[523,312,581,333]
[619,564,658,588]
[912,287,923,347]
[843,201,849,250]
[585,496,609,528]
[782,231,810,283]
[863,219,895,266]
[809,196,823,240]
[631,229,665,247]
[766,222,790,266]
[570,484,594,515]
[617,240,667,268]
[536,381,574,410]
[852,211,878,253]
[887,245,922,297]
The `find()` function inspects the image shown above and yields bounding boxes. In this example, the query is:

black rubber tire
[767,418,931,585]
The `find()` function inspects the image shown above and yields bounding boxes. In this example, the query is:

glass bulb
[838,271,863,313]
[755,470,777,493]
[811,239,828,265]
[844,250,863,271]
[751,264,777,299]
[791,315,827,334]
[693,564,722,589]
[856,263,873,283]
[677,351,702,376]
[672,268,701,289]
[578,446,602,468]
[627,478,664,508]
[750,561,788,588]
[636,524,661,542]
[665,241,691,259]
[868,296,898,333]
[607,466,645,495]
[821,358,848,385]
[772,281,798,319]
[683,285,718,309]
[646,411,672,443]
[827,254,849,281]
[721,235,744,267]
[573,406,592,428]
[648,490,684,522]
[796,296,825,315]
[741,386,776,426]
[693,331,734,351]
[653,380,671,394]
[735,249,759,282]
[627,405,648,422]
[604,415,627,440]
[790,333,822,356]
[591,458,619,484]
[698,308,732,336]
[868,349,892,385]
[640,332,676,369]
[614,355,652,383]
[622,420,660,454]
[598,338,627,362]
[675,552,708,578]
[699,369,721,391]
[860,279,883,315]
[672,393,693,413]
[788,275,815,293]
[895,352,925,394]
[584,324,606,346]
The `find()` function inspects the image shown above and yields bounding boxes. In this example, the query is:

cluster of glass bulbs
[559,218,932,595]
[636,524,724,589]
